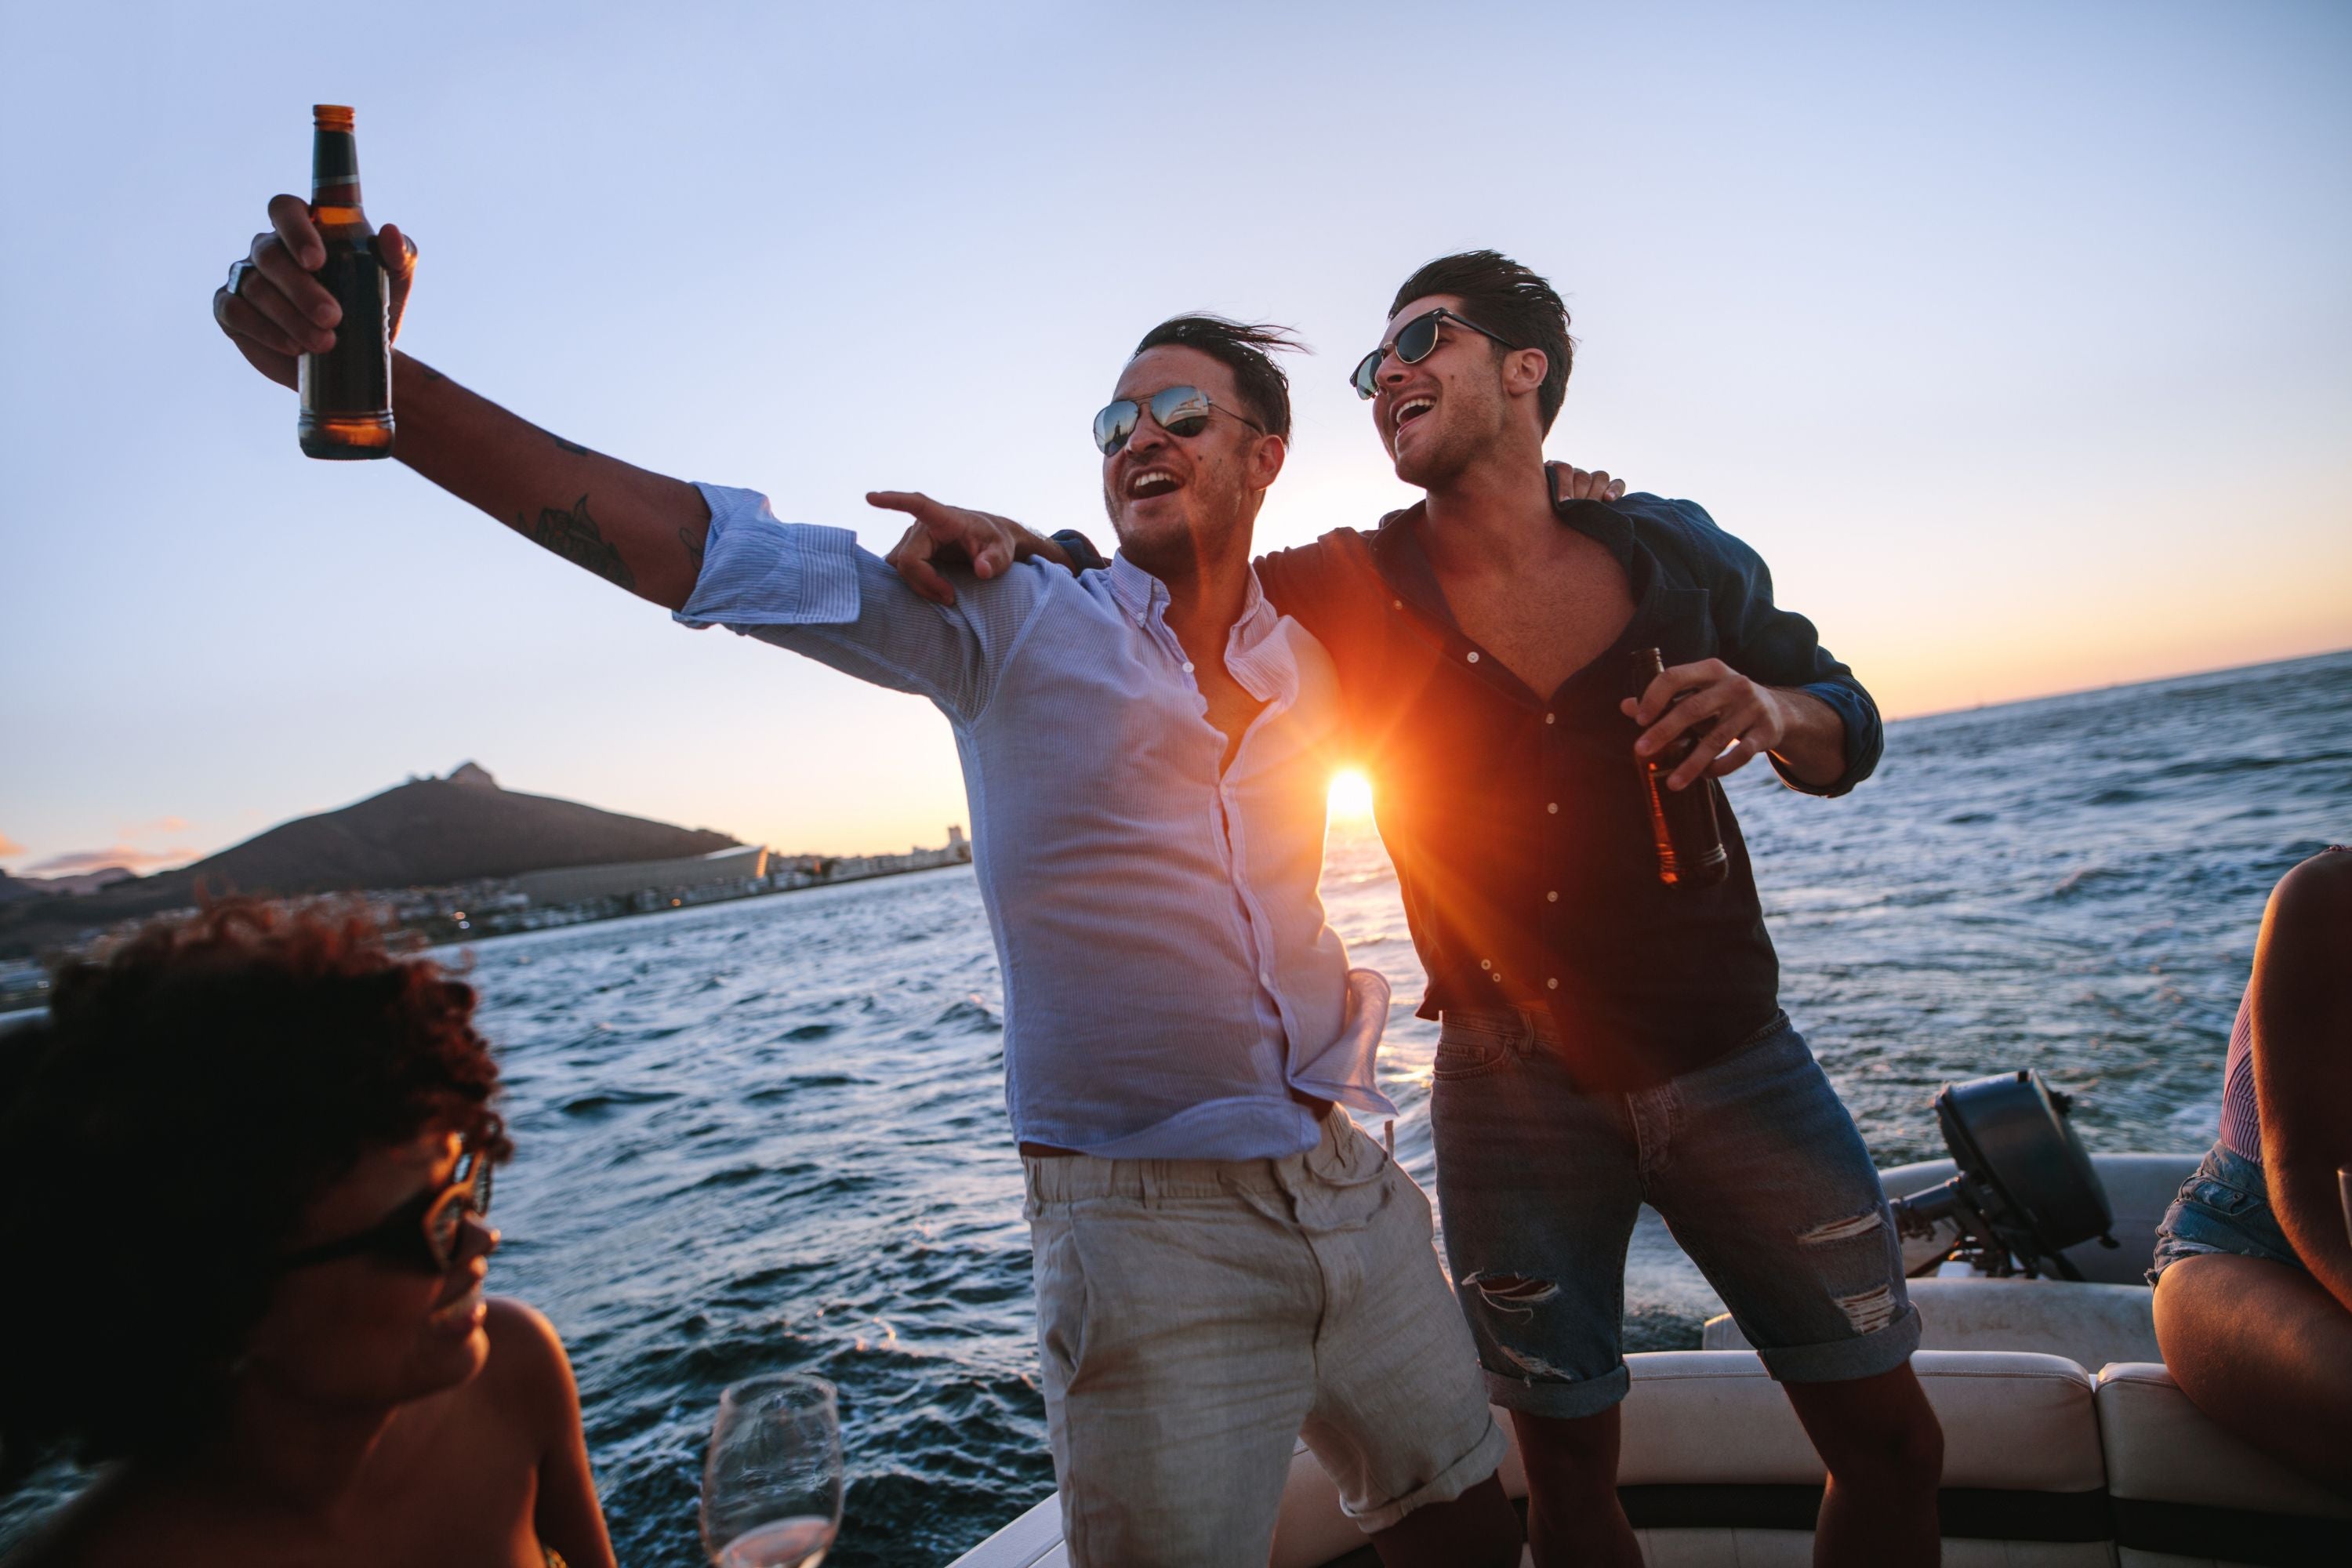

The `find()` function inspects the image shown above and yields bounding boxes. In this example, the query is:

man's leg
[1026,1156,1318,1568]
[1285,1112,1521,1566]
[1783,1364,1944,1566]
[1508,1406,1643,1568]
[1648,1019,1941,1568]
[1425,1009,1649,1568]
[1365,1475,1519,1566]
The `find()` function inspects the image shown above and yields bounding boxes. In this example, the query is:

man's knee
[1791,1370,1945,1492]
[1826,1396,1944,1492]
[1511,1406,1623,1478]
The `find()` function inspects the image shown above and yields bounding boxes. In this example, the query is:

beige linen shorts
[1024,1109,1506,1568]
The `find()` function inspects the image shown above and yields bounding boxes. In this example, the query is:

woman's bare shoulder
[471,1297,585,1443]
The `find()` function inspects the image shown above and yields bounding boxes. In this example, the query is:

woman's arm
[2251,849,2352,1313]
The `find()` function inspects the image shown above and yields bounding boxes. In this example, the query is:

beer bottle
[298,104,393,459]
[1628,647,1730,888]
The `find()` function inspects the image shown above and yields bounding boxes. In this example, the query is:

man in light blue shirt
[212,198,1518,1566]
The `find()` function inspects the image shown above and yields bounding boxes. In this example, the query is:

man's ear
[1504,347,1549,399]
[1248,432,1288,492]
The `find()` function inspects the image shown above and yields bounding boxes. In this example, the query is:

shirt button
[1491,972,1503,983]
[1544,713,1555,724]
[1392,600,1403,610]
[1479,958,1492,970]
[1181,661,1195,673]
[1465,651,1480,664]
[1547,802,1559,814]
[1547,891,1559,902]
[1547,978,1559,990]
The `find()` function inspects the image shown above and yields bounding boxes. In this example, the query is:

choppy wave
[2,650,2345,1566]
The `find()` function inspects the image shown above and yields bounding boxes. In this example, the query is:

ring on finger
[224,258,257,299]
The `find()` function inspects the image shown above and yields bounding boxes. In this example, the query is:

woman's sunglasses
[279,1145,495,1276]
[1350,307,1522,399]
[1093,384,1264,456]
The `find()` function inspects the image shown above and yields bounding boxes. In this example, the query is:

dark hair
[1131,314,1304,441]
[1388,250,1575,432]
[0,899,511,1476]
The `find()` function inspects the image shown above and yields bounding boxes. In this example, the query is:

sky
[2,1,2347,875]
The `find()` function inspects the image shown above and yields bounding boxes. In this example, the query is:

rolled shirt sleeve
[1670,500,1882,797]
[674,482,1048,723]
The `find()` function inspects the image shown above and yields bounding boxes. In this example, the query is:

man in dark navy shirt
[1250,253,1941,1568]
[885,254,1944,1567]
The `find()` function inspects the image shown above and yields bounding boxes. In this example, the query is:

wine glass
[700,1373,844,1568]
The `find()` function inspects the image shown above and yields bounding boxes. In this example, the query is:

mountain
[0,866,138,900]
[0,764,739,956]
[168,762,738,895]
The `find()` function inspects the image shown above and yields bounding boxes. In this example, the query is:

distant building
[511,844,769,907]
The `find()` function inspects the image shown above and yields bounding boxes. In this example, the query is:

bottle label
[311,129,361,194]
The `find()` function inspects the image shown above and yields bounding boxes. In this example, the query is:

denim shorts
[1428,1008,1921,1419]
[2148,1141,2306,1285]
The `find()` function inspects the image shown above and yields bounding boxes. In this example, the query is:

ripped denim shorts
[2148,1141,2307,1285]
[1428,1009,1920,1419]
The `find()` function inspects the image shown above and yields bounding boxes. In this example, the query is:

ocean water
[2,649,2346,1564]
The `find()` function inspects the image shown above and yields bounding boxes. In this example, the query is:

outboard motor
[1891,1069,2118,1279]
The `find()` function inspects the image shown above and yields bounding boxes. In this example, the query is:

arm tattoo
[549,431,592,456]
[680,524,706,575]
[517,495,637,590]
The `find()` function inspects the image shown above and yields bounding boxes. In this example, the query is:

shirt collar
[1107,551,1275,644]
[1370,490,1643,621]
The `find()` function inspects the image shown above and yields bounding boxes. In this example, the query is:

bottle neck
[311,127,365,217]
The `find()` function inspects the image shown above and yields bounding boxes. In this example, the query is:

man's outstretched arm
[212,195,710,610]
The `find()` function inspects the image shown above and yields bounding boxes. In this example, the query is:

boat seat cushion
[1617,1349,2105,1492]
[2096,1361,2350,1568]
[1704,1277,2161,1370]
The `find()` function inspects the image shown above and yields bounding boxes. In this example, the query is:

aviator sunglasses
[1093,384,1265,456]
[278,1143,495,1276]
[1350,307,1522,398]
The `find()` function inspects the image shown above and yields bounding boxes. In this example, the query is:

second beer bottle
[1628,647,1730,889]
[298,103,393,459]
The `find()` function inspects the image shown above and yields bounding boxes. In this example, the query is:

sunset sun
[1327,770,1374,822]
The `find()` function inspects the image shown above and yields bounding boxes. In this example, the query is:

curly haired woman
[0,901,614,1568]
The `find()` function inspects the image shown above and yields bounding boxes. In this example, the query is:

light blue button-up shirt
[676,484,1397,1159]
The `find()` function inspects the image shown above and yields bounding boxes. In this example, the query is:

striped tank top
[2218,844,2350,1163]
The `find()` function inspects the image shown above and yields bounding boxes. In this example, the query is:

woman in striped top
[2149,847,2352,1489]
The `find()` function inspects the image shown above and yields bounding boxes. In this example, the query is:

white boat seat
[1704,1276,2161,1369]
[1268,1349,2114,1568]
[2096,1361,2350,1568]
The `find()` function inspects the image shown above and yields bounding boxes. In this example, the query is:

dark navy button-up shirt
[1253,490,1882,1091]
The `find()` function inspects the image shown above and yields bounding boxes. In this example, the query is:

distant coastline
[1881,644,2352,724]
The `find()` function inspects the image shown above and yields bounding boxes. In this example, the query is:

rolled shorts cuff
[1348,1413,1512,1534]
[1754,1300,1923,1384]
[1483,1359,1631,1420]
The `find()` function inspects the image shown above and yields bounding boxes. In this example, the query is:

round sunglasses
[1093,384,1264,455]
[1350,307,1522,398]
[278,1145,495,1276]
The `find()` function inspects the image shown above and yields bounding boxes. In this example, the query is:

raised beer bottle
[298,104,393,459]
[1629,646,1730,889]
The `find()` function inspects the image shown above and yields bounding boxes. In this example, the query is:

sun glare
[1327,770,1375,821]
